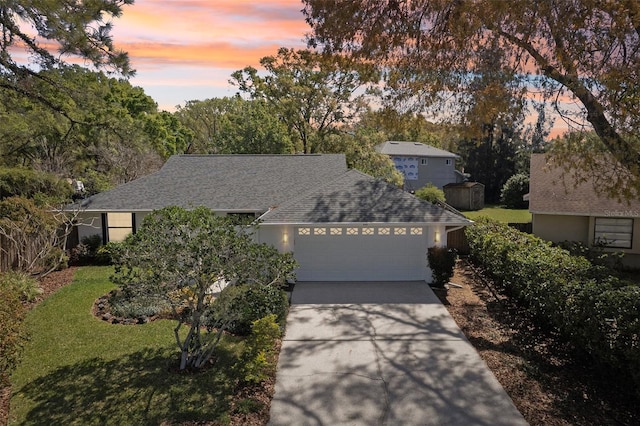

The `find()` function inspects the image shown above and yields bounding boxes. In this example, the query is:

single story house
[75,154,472,281]
[529,153,640,268]
[376,141,466,191]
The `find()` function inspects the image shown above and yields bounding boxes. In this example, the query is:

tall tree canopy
[231,47,378,153]
[0,66,190,191]
[0,0,133,115]
[303,0,640,195]
[175,97,294,155]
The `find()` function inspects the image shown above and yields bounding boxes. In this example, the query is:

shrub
[207,284,288,336]
[108,290,172,319]
[1,270,42,302]
[0,167,73,203]
[70,235,114,266]
[466,218,640,392]
[500,173,529,209]
[235,314,281,384]
[415,183,446,204]
[0,272,36,385]
[427,246,457,288]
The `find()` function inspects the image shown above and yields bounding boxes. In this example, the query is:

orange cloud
[112,0,309,70]
[122,40,285,69]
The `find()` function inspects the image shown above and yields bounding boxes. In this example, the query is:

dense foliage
[0,197,73,275]
[111,206,296,370]
[500,173,530,209]
[427,246,457,288]
[415,183,446,204]
[466,219,640,391]
[234,314,282,385]
[207,284,288,336]
[0,168,73,203]
[0,271,39,385]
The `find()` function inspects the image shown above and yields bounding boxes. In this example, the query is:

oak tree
[303,0,640,196]
[231,47,378,154]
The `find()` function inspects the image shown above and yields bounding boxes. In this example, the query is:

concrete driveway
[268,281,528,426]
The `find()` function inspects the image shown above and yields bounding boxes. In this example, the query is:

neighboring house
[376,141,465,191]
[529,154,640,268]
[75,154,471,282]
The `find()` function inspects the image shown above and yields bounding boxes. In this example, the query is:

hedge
[466,218,640,390]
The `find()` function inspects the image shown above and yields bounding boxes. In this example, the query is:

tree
[175,97,294,154]
[500,174,530,209]
[0,197,75,275]
[303,0,640,195]
[0,66,187,190]
[0,0,133,115]
[415,183,446,204]
[111,207,296,371]
[231,47,378,153]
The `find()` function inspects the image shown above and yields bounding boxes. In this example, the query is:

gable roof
[259,169,472,225]
[80,154,347,212]
[376,141,459,158]
[529,154,640,216]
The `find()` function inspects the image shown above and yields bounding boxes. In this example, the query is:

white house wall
[259,224,437,282]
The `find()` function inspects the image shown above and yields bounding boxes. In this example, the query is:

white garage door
[294,225,429,281]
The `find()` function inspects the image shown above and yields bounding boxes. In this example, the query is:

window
[594,217,633,249]
[330,227,343,235]
[445,159,453,166]
[378,227,390,235]
[106,212,133,242]
[420,158,428,165]
[394,227,407,235]
[313,227,326,236]
[298,227,310,235]
[362,227,374,235]
[346,227,359,235]
[410,227,423,235]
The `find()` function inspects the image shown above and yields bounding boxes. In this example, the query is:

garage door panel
[294,228,429,281]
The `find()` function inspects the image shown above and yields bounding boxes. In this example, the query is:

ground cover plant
[9,266,275,425]
[463,204,531,223]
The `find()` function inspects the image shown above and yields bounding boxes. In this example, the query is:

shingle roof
[259,169,472,225]
[529,154,640,216]
[376,141,459,158]
[80,154,347,212]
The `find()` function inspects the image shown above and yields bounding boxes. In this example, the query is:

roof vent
[390,142,399,145]
[414,142,422,146]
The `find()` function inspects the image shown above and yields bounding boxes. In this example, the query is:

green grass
[463,205,532,223]
[9,267,244,425]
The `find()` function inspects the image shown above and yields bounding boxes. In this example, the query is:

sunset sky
[108,1,570,137]
[111,0,309,111]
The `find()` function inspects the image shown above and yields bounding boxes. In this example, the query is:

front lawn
[9,267,251,425]
[463,205,531,223]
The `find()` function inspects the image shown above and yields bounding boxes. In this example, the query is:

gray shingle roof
[376,141,459,158]
[80,154,347,212]
[259,169,472,224]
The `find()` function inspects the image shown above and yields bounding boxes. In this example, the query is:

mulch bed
[440,257,640,426]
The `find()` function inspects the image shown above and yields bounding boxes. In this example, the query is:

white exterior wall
[261,224,436,282]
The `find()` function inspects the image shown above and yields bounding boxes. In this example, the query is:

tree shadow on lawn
[14,346,237,425]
